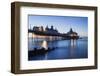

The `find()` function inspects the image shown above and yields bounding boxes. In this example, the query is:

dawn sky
[28,15,88,37]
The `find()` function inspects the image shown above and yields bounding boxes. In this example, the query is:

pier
[28,26,79,40]
[28,26,80,59]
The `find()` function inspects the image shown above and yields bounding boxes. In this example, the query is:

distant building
[66,28,79,39]
[45,26,58,34]
[32,26,79,39]
[45,26,49,31]
[33,26,44,32]
[33,25,59,35]
[39,26,44,31]
[33,26,39,31]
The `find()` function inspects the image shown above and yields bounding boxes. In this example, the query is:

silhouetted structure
[66,28,79,39]
[45,26,58,34]
[28,25,79,39]
[33,26,44,31]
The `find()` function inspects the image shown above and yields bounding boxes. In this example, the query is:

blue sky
[28,15,88,37]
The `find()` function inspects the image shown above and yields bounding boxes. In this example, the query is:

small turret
[45,26,49,31]
[51,25,54,30]
[70,28,73,33]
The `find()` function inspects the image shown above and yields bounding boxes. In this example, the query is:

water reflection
[44,52,48,60]
[41,40,48,50]
[28,37,88,60]
[70,39,76,47]
[69,39,77,58]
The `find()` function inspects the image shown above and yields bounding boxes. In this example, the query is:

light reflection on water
[42,40,48,50]
[28,38,88,60]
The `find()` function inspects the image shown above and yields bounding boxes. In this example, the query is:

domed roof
[67,28,78,35]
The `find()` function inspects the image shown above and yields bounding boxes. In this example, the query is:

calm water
[28,38,88,60]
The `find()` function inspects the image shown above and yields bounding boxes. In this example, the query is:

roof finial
[70,28,73,32]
